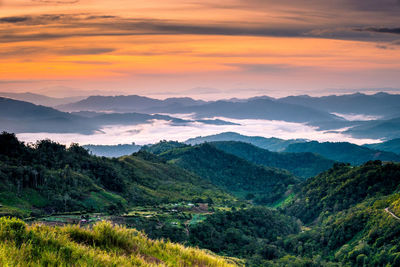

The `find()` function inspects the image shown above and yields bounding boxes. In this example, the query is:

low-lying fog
[16,116,381,146]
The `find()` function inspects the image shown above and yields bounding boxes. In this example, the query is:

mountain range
[0,97,234,134]
[0,92,84,107]
[2,92,400,140]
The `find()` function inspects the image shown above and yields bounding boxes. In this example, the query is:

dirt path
[384,207,400,221]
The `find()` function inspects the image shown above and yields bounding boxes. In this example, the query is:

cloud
[60,60,112,65]
[0,12,399,44]
[358,27,400,35]
[59,48,116,55]
[0,16,30,23]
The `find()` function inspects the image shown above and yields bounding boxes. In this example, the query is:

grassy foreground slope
[0,217,237,266]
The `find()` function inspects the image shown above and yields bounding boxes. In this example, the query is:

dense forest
[0,132,234,217]
[210,141,334,178]
[145,142,299,204]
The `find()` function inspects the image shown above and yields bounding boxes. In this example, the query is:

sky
[1,0,400,98]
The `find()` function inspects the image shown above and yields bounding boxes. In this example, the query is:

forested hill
[272,161,400,266]
[210,141,335,178]
[146,142,300,205]
[284,141,400,165]
[0,132,234,217]
[185,132,305,151]
[285,161,400,223]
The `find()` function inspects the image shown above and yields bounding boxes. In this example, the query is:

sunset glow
[1,0,400,97]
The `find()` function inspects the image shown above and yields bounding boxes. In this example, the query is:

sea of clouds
[16,116,381,146]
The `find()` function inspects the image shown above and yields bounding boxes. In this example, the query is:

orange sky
[1,0,400,98]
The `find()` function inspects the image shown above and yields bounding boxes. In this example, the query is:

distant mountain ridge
[284,141,400,165]
[0,97,233,134]
[0,92,84,107]
[57,94,343,124]
[57,95,205,113]
[185,132,306,151]
[277,92,400,119]
[210,141,335,178]
[84,143,142,157]
[365,138,400,155]
[344,116,400,140]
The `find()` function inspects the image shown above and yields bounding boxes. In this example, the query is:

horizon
[2,88,400,101]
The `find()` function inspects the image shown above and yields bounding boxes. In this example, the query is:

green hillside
[0,132,234,218]
[148,142,300,205]
[185,132,305,151]
[210,141,335,178]
[285,141,400,165]
[285,161,400,224]
[0,217,237,266]
[271,161,400,266]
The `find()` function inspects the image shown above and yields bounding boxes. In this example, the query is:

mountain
[0,97,209,134]
[210,141,335,178]
[141,140,187,154]
[277,161,400,266]
[344,116,400,140]
[58,95,342,124]
[172,98,342,123]
[143,142,300,205]
[83,143,142,157]
[284,161,400,223]
[0,92,84,107]
[364,138,400,155]
[284,141,400,165]
[185,132,306,151]
[278,92,400,119]
[0,133,234,217]
[57,95,205,113]
[0,97,96,133]
[0,217,235,266]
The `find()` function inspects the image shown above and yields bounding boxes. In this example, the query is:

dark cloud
[0,13,399,44]
[0,46,115,57]
[358,27,400,35]
[0,16,30,23]
[59,48,116,55]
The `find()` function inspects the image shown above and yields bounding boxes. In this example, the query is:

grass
[272,192,295,208]
[0,217,240,266]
